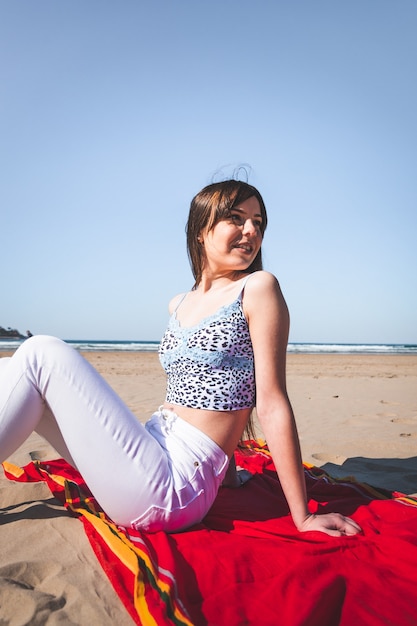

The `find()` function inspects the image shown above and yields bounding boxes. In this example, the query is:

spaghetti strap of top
[173,292,188,313]
[239,273,252,296]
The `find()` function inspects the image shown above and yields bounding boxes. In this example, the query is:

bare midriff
[162,402,252,458]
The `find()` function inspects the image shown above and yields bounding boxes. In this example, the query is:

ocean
[0,339,416,354]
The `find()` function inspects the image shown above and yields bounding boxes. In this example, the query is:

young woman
[0,180,360,537]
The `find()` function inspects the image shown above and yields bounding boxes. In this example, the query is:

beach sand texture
[1,351,416,624]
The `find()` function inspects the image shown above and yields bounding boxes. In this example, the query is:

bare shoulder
[168,292,186,315]
[243,271,288,314]
[245,270,279,292]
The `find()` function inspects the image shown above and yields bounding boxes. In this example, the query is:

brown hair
[186,180,268,442]
[186,180,268,286]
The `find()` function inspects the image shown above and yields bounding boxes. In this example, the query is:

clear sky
[1,1,416,344]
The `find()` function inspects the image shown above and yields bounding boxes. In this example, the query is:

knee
[24,335,65,350]
[19,335,69,360]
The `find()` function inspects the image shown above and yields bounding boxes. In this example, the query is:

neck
[197,271,247,293]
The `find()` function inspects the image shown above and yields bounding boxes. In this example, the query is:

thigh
[39,340,170,524]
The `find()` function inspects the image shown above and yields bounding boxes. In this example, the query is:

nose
[242,219,258,236]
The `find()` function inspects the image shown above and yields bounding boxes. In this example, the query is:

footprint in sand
[390,417,416,425]
[312,453,347,465]
[29,450,50,461]
[0,561,69,624]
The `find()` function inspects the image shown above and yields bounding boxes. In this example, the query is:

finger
[342,524,362,535]
[340,516,362,534]
[321,528,346,537]
[323,523,361,537]
[320,516,361,536]
[328,514,361,532]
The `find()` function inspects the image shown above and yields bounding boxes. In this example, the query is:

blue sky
[1,1,416,343]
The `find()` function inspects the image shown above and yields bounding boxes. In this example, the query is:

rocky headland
[0,326,25,339]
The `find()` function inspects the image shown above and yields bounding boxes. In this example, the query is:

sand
[1,351,416,624]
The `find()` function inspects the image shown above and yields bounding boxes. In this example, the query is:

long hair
[186,180,268,442]
[186,180,268,286]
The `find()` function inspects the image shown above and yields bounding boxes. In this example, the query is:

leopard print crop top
[158,279,255,411]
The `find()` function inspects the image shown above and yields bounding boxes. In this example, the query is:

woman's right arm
[244,271,361,536]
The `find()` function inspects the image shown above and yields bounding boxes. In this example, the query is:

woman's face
[200,196,263,275]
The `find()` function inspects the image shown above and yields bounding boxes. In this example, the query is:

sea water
[0,338,416,354]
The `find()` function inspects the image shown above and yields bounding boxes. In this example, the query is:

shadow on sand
[320,456,417,496]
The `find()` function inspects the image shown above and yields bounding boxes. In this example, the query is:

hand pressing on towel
[297,512,362,536]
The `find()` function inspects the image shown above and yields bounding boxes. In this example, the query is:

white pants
[0,336,229,532]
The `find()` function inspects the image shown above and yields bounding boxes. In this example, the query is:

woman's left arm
[245,271,361,536]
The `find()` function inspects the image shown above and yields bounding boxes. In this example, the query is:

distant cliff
[0,326,25,339]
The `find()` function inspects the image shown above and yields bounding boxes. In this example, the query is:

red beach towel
[4,441,417,626]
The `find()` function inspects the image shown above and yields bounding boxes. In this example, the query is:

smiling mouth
[234,243,254,254]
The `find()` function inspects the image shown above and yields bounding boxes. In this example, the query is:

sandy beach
[1,351,416,624]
